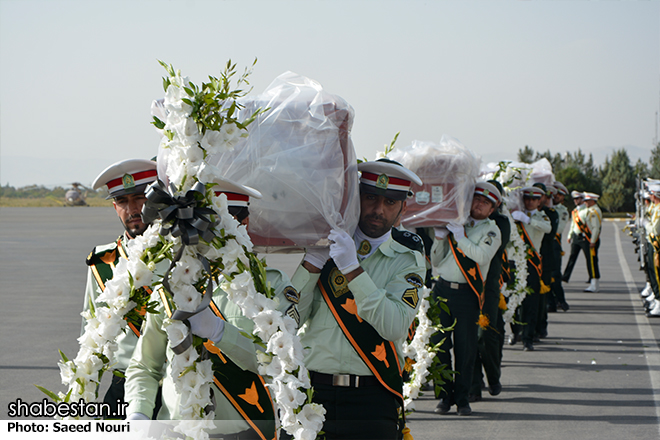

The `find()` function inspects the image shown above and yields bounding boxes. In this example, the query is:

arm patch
[405,273,423,288]
[392,229,424,253]
[402,288,419,309]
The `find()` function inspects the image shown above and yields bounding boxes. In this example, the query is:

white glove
[188,307,225,344]
[303,246,330,270]
[511,211,530,224]
[126,412,149,421]
[328,229,360,274]
[434,227,449,239]
[447,223,465,241]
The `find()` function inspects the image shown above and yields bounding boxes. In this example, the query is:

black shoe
[507,334,518,346]
[468,394,482,402]
[457,404,472,416]
[538,330,548,339]
[523,342,534,351]
[561,276,569,283]
[488,382,502,396]
[533,336,540,343]
[434,400,451,415]
[558,301,570,311]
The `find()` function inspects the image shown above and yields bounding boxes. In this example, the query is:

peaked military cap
[92,158,158,199]
[358,158,422,201]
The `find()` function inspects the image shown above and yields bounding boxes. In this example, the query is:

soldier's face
[523,196,541,211]
[358,193,406,238]
[113,193,148,239]
[554,193,565,205]
[470,194,496,220]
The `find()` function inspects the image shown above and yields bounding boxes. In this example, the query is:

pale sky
[1,0,658,188]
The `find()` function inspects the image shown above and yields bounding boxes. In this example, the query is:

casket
[210,72,360,252]
[390,137,480,228]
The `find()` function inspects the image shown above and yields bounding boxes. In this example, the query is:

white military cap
[647,183,660,195]
[212,176,262,207]
[546,184,558,197]
[92,158,158,199]
[474,181,501,205]
[582,192,600,201]
[571,190,584,199]
[358,158,422,201]
[553,181,568,196]
[522,186,545,198]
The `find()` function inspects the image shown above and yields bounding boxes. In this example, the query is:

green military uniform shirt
[555,203,569,238]
[430,218,502,283]
[524,209,552,250]
[292,230,426,376]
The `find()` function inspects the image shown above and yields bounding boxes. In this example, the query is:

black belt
[310,371,379,388]
[437,277,472,292]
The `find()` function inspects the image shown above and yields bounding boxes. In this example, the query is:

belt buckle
[450,282,459,290]
[333,374,351,387]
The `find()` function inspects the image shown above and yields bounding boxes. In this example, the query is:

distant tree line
[518,143,660,213]
[0,184,105,199]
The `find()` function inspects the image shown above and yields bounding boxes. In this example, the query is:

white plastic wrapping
[529,158,555,187]
[209,72,360,252]
[481,160,533,213]
[389,136,481,228]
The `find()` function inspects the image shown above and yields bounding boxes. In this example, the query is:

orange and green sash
[575,215,593,243]
[447,234,485,310]
[517,223,542,277]
[317,261,403,404]
[158,290,276,440]
[499,249,510,288]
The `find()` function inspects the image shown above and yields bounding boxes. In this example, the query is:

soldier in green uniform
[582,192,602,292]
[83,158,159,419]
[509,186,552,352]
[550,182,570,311]
[124,178,300,439]
[293,159,426,439]
[430,181,502,416]
[533,183,558,341]
[562,191,587,283]
[469,180,510,403]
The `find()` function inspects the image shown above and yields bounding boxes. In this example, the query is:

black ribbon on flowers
[142,180,218,246]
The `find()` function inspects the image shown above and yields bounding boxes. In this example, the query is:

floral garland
[499,204,530,324]
[149,61,324,440]
[401,286,435,411]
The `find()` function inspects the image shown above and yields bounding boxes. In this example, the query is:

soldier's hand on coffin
[434,226,449,239]
[303,246,331,270]
[328,228,361,274]
[189,307,225,344]
[511,210,530,224]
[447,223,465,241]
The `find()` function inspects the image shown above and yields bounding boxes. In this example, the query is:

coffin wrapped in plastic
[209,72,360,252]
[529,158,555,187]
[389,136,480,228]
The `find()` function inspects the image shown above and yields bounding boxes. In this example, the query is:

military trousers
[550,240,566,305]
[512,264,541,345]
[431,280,480,408]
[646,242,660,300]
[562,235,586,282]
[583,239,600,280]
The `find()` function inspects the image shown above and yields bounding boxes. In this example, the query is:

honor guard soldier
[125,177,300,439]
[294,158,426,439]
[581,192,602,292]
[430,181,502,416]
[639,189,655,303]
[550,182,570,311]
[509,186,552,351]
[84,158,159,419]
[468,180,510,403]
[642,185,660,316]
[533,183,558,341]
[562,191,587,283]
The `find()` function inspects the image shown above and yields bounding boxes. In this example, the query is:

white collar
[353,227,391,260]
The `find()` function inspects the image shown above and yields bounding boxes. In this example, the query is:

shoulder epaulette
[392,228,424,254]
[86,238,120,266]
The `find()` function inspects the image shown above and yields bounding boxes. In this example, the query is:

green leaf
[152,116,166,130]
[59,350,70,363]
[35,385,61,402]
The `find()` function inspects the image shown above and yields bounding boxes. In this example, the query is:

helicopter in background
[64,182,89,206]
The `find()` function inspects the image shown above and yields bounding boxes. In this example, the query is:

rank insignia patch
[405,273,423,289]
[286,305,300,326]
[122,173,135,190]
[376,173,389,189]
[283,286,300,304]
[402,288,419,309]
[330,268,350,298]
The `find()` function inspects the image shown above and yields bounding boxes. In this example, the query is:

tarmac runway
[1,207,659,439]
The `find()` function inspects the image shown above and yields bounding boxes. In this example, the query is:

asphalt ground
[1,207,660,439]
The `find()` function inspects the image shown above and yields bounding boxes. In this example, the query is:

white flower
[164,319,190,347]
[219,239,249,276]
[172,283,203,312]
[170,253,204,287]
[127,259,153,288]
[253,310,284,341]
[297,403,326,432]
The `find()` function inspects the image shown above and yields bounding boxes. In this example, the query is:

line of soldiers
[634,181,660,317]
[83,157,428,439]
[81,155,605,434]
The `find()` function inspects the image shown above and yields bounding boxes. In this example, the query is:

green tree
[649,143,660,179]
[517,145,534,163]
[599,149,635,212]
[634,158,649,180]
